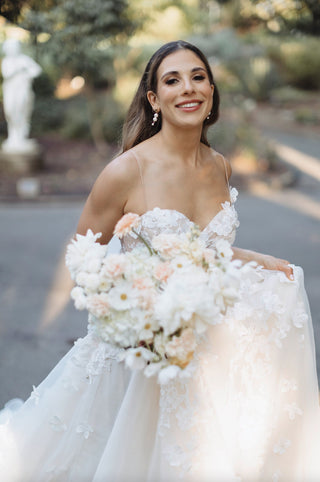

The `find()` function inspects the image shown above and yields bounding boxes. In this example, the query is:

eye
[165,78,178,85]
[193,74,206,81]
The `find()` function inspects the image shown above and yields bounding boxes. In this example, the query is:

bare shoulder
[89,150,139,208]
[76,150,140,243]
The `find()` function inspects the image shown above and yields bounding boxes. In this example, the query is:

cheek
[157,89,176,109]
[204,84,214,98]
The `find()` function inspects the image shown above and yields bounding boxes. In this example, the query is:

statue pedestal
[0,141,44,174]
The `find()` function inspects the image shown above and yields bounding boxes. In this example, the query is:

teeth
[179,102,200,108]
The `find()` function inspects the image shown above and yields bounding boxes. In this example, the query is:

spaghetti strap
[222,155,230,191]
[131,149,148,211]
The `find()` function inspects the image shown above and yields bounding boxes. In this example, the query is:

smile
[176,101,202,108]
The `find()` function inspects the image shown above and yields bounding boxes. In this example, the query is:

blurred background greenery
[0,0,319,194]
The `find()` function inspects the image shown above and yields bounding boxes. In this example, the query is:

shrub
[294,107,320,125]
[267,37,320,90]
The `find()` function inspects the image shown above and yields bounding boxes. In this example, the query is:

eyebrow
[160,66,207,81]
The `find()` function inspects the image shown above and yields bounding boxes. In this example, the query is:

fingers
[280,259,294,280]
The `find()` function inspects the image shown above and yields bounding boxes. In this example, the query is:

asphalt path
[0,186,319,407]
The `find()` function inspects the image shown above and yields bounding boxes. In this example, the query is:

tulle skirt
[1,265,320,481]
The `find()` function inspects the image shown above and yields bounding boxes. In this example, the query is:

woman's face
[148,49,214,130]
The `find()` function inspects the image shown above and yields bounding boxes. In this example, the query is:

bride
[1,40,320,481]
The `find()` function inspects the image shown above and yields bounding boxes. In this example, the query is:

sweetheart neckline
[138,204,231,233]
[125,187,238,234]
[138,188,238,233]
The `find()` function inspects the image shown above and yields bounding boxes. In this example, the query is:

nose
[181,76,195,94]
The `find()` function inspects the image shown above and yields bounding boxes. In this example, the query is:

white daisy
[107,282,137,311]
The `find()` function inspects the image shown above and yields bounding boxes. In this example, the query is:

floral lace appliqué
[121,187,239,253]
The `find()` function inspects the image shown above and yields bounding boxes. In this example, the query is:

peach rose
[203,248,216,265]
[152,234,183,257]
[103,254,127,278]
[113,213,140,239]
[133,277,154,290]
[154,262,174,282]
[87,293,110,318]
[166,328,197,369]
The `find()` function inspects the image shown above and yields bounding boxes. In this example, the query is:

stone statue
[1,39,42,153]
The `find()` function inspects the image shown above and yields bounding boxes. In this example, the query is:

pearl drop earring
[206,111,211,120]
[151,111,159,126]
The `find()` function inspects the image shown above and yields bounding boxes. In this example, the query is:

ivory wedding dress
[1,187,320,482]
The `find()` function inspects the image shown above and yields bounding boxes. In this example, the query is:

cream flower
[70,286,87,310]
[124,347,155,370]
[65,229,107,279]
[108,282,137,311]
[215,238,234,261]
[138,317,159,342]
[113,213,140,239]
[170,255,193,271]
[158,365,181,385]
[81,273,101,293]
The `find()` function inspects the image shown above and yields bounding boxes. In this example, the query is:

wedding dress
[1,186,320,482]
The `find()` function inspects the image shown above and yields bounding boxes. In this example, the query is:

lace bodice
[121,187,239,252]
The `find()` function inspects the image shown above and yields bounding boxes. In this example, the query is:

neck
[156,123,204,166]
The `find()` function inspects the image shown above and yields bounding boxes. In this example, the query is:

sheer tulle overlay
[1,188,320,481]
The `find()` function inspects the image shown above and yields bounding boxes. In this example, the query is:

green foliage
[207,108,274,167]
[33,71,55,97]
[269,86,314,105]
[60,93,124,144]
[0,0,26,23]
[31,72,65,134]
[13,0,138,145]
[188,30,282,101]
[20,0,135,86]
[229,0,320,36]
[294,107,320,125]
[31,92,125,145]
[227,56,281,101]
[188,29,244,61]
[31,96,65,135]
[267,37,320,90]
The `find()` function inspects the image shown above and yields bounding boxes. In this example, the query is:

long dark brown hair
[121,40,220,152]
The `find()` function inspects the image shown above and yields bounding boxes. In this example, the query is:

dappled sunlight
[55,76,85,99]
[272,142,320,182]
[249,184,320,221]
[39,243,74,331]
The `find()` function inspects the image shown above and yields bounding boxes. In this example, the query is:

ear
[211,84,214,95]
[147,90,160,112]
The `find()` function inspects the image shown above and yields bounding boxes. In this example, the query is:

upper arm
[76,153,137,244]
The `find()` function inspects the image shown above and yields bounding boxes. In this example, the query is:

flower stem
[132,228,155,256]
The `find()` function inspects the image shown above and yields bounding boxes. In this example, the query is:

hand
[255,252,294,280]
[232,247,294,280]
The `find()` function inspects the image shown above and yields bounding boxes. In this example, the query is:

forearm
[232,246,260,264]
[231,246,294,280]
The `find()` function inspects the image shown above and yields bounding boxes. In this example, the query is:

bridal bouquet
[66,213,249,384]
